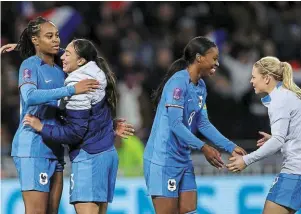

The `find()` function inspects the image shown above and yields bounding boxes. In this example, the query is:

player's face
[33,22,60,55]
[61,42,83,73]
[250,67,267,94]
[200,47,219,77]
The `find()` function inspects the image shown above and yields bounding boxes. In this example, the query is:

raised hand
[1,43,17,54]
[23,114,43,132]
[226,156,246,172]
[201,144,224,169]
[114,118,135,139]
[74,79,99,94]
[257,131,271,147]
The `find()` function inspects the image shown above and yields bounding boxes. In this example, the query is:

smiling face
[60,42,86,73]
[250,66,269,94]
[32,22,60,55]
[199,47,219,77]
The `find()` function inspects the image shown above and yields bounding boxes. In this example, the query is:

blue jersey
[144,69,236,167]
[11,56,75,159]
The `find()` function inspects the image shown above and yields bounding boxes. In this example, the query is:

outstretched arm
[168,106,224,168]
[197,105,246,156]
[227,105,290,172]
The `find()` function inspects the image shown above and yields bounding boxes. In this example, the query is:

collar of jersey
[261,81,283,106]
[34,55,56,67]
[184,69,202,87]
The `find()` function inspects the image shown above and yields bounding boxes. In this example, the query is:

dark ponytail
[152,36,216,108]
[16,28,35,58]
[152,58,188,107]
[72,38,117,117]
[16,16,49,59]
[95,56,117,117]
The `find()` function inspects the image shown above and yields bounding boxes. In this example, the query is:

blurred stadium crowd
[1,1,301,178]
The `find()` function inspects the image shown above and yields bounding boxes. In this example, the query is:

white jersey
[244,83,301,175]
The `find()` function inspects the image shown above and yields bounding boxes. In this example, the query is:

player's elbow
[65,127,87,145]
[198,121,212,132]
[23,89,39,105]
[272,135,286,145]
[25,97,38,106]
[169,119,182,134]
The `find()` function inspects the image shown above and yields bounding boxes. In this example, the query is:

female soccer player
[10,17,131,214]
[11,16,100,214]
[23,38,134,214]
[144,36,247,214]
[227,56,301,214]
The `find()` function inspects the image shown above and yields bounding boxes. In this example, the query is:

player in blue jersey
[227,56,301,214]
[9,17,109,214]
[11,17,101,214]
[144,36,247,214]
[23,38,135,214]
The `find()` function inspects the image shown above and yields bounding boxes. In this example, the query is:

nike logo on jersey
[45,80,52,83]
[188,99,193,102]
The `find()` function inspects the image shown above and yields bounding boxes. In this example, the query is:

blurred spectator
[116,68,153,143]
[115,136,144,177]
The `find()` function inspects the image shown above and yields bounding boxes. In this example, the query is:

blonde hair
[254,56,301,99]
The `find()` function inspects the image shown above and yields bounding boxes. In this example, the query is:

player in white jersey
[227,56,301,214]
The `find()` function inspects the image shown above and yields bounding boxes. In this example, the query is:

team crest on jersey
[167,179,176,191]
[199,96,203,108]
[173,88,182,100]
[39,172,48,185]
[23,69,31,79]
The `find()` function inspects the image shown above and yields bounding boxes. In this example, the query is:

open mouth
[209,67,217,75]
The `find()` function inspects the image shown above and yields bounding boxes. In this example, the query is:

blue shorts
[13,157,64,192]
[69,148,119,204]
[143,159,197,198]
[267,173,301,211]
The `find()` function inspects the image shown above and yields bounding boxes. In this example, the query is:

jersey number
[188,111,196,126]
[70,173,75,190]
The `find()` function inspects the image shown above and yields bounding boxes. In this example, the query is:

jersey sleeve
[168,106,205,150]
[18,60,75,106]
[197,103,237,153]
[40,109,90,145]
[164,77,187,109]
[40,80,94,144]
[18,60,38,87]
[243,104,290,166]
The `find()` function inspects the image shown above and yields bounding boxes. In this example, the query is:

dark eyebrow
[44,31,59,36]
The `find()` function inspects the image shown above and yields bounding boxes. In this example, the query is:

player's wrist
[200,144,208,152]
[37,123,44,132]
